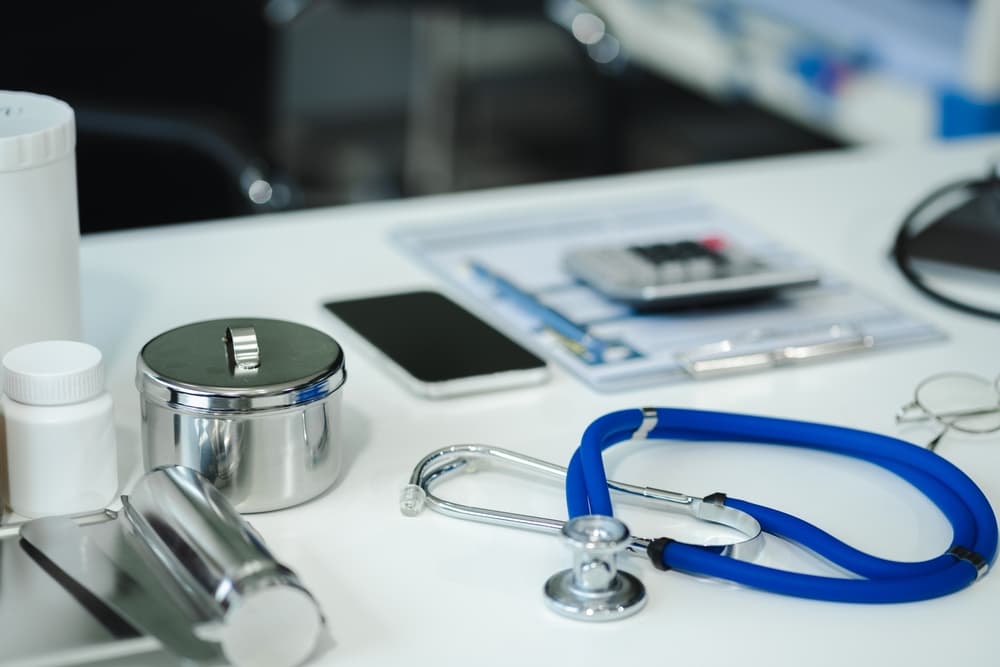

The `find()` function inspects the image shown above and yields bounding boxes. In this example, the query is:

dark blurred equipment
[2,1,841,233]
[334,0,840,197]
[0,1,291,232]
[893,164,1000,319]
[338,0,544,12]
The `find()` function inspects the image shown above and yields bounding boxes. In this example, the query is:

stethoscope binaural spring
[402,441,763,621]
[402,443,763,559]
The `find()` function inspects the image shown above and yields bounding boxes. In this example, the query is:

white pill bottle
[0,91,82,369]
[2,341,118,517]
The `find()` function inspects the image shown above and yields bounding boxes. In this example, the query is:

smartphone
[324,290,549,398]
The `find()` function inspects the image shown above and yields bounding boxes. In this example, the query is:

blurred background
[3,0,997,234]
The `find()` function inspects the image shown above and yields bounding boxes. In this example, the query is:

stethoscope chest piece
[543,514,646,621]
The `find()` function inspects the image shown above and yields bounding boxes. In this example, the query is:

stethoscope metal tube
[401,443,763,560]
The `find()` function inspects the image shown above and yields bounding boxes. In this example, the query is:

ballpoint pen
[468,260,636,364]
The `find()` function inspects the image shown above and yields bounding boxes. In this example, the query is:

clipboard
[394,194,943,392]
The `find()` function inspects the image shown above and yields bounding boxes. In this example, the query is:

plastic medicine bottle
[0,91,82,363]
[2,340,118,517]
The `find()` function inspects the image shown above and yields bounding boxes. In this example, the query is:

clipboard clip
[676,324,875,378]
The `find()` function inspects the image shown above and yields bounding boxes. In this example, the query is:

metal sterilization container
[136,318,347,512]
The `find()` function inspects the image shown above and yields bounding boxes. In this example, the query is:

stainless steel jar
[136,318,346,512]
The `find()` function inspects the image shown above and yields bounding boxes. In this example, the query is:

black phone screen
[324,290,546,384]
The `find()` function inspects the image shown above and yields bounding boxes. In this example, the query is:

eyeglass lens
[914,373,1000,433]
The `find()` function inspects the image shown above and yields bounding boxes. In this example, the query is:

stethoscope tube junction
[403,407,997,619]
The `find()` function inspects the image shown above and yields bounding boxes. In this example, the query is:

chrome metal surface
[140,394,342,512]
[948,545,990,579]
[137,318,346,512]
[225,326,261,372]
[0,511,162,665]
[121,465,319,618]
[19,515,223,662]
[677,325,875,377]
[544,568,646,621]
[136,318,346,413]
[137,363,346,413]
[0,505,118,540]
[403,444,763,560]
[544,515,646,621]
[123,466,324,632]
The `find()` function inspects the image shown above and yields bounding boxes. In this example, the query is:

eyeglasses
[892,165,1000,320]
[896,372,1000,450]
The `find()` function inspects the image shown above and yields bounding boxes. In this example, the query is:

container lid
[0,91,75,172]
[3,340,104,406]
[136,318,345,413]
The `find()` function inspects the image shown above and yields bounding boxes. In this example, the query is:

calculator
[563,237,820,309]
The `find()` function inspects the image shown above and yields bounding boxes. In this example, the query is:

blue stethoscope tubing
[565,408,998,603]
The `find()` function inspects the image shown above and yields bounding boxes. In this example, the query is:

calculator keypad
[563,237,820,308]
[623,240,744,286]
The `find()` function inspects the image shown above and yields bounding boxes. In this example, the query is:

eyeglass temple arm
[896,402,1000,423]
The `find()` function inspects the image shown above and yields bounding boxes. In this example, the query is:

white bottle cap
[0,91,76,172]
[2,340,105,406]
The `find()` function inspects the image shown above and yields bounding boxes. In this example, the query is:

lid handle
[225,326,260,374]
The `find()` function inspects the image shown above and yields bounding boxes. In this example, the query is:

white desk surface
[81,138,1000,666]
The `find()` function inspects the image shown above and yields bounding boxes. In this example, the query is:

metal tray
[0,505,163,667]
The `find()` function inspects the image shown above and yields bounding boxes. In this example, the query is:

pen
[468,261,634,364]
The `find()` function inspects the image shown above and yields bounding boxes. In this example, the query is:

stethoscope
[403,407,997,620]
